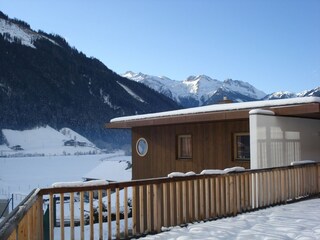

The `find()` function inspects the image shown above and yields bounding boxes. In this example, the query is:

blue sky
[1,0,319,93]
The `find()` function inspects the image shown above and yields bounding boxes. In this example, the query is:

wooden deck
[0,162,319,240]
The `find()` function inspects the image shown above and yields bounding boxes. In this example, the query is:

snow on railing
[1,162,320,240]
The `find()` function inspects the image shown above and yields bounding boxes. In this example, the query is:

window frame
[233,132,250,161]
[136,137,148,157]
[177,134,193,160]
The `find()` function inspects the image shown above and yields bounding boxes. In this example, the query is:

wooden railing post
[194,178,200,220]
[318,164,320,193]
[70,192,75,240]
[215,177,221,217]
[124,187,129,239]
[60,193,65,240]
[98,190,103,240]
[204,178,210,219]
[153,183,162,232]
[199,178,204,220]
[188,180,194,221]
[176,181,182,224]
[80,191,85,240]
[132,187,137,236]
[147,184,152,233]
[163,183,168,227]
[210,178,216,218]
[116,188,120,239]
[182,180,188,223]
[49,193,54,240]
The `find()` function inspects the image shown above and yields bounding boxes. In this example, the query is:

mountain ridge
[122,71,320,107]
[122,71,266,107]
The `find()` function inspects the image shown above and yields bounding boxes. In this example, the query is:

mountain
[263,87,320,100]
[123,71,320,105]
[122,71,267,107]
[0,11,180,148]
[262,91,297,100]
[300,87,320,97]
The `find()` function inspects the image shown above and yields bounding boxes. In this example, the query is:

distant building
[10,145,23,151]
[64,140,76,146]
[77,141,87,147]
[63,140,87,147]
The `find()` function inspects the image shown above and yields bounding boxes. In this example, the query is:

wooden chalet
[107,97,320,180]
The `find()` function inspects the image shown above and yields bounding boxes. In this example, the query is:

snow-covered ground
[0,152,131,209]
[1,125,100,157]
[140,198,320,240]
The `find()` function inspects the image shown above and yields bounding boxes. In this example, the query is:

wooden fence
[0,162,319,240]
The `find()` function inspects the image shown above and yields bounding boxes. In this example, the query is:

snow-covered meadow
[1,125,100,157]
[0,153,131,209]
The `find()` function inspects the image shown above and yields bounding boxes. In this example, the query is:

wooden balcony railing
[0,162,319,240]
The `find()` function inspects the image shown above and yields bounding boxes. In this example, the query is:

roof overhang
[106,97,320,129]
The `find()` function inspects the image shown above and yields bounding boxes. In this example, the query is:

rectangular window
[234,133,250,161]
[177,134,192,159]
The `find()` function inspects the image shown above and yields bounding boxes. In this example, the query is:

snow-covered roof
[110,97,320,124]
[83,158,132,182]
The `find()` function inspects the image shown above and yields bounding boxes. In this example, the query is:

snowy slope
[222,78,266,100]
[122,71,188,102]
[0,18,57,49]
[122,71,266,107]
[1,125,100,157]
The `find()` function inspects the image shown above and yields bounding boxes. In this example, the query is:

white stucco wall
[250,113,320,169]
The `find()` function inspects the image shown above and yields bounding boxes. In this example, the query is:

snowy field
[140,198,320,240]
[0,126,100,157]
[0,152,131,209]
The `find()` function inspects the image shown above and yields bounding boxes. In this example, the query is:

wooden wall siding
[132,120,250,180]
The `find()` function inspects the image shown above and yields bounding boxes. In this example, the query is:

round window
[136,138,148,157]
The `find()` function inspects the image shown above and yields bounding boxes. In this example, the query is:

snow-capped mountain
[262,91,297,100]
[263,87,320,100]
[298,87,320,97]
[124,72,320,105]
[122,71,267,107]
